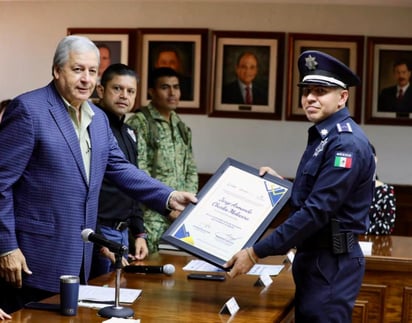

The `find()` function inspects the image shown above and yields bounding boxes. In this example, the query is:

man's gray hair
[52,35,100,75]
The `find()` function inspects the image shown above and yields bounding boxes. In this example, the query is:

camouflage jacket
[126,103,198,252]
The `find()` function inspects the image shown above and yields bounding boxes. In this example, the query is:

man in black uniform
[91,63,148,278]
[225,51,375,322]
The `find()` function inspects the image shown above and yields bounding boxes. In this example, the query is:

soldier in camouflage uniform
[127,67,198,253]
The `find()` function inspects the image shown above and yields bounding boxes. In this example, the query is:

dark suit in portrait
[177,74,193,101]
[221,80,268,105]
[378,85,412,114]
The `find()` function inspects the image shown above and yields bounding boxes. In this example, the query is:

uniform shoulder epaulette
[336,122,353,133]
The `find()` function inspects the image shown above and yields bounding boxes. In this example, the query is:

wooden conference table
[10,252,295,322]
[12,235,412,322]
[356,234,412,323]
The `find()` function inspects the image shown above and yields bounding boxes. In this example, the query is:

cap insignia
[305,55,318,71]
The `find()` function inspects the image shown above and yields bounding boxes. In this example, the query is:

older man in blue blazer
[0,35,197,313]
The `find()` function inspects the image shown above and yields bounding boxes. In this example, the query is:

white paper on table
[359,241,372,256]
[183,259,225,272]
[183,259,284,276]
[246,264,284,276]
[78,285,141,304]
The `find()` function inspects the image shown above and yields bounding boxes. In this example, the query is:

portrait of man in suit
[94,42,122,77]
[378,58,412,115]
[91,41,122,100]
[221,49,269,106]
[149,43,194,101]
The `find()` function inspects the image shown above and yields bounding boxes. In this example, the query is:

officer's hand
[168,191,198,212]
[101,247,130,267]
[259,166,284,179]
[100,246,115,263]
[132,238,149,260]
[223,248,258,279]
[168,210,181,221]
[0,308,11,320]
[0,248,32,288]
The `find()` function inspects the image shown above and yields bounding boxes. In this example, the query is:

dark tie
[398,88,404,102]
[245,86,252,104]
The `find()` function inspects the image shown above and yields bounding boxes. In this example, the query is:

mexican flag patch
[334,152,352,168]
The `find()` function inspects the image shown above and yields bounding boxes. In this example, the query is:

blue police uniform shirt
[254,107,375,258]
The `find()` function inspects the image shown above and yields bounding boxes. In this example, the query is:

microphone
[123,264,175,276]
[81,228,128,255]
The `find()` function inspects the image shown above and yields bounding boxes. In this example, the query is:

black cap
[297,50,360,89]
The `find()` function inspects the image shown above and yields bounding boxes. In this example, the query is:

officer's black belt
[299,231,358,254]
[98,218,129,231]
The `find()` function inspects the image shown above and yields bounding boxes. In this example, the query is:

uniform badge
[305,55,318,71]
[334,152,352,169]
[127,128,136,142]
[320,128,329,138]
[314,138,328,157]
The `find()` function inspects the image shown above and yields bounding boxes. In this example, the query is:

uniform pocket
[300,158,322,191]
[316,251,339,285]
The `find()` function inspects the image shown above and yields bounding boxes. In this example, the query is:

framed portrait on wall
[286,33,364,122]
[209,31,285,120]
[137,28,208,114]
[365,36,412,125]
[67,28,137,101]
[67,28,136,72]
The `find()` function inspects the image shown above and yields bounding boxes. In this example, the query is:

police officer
[225,50,375,322]
[90,63,148,279]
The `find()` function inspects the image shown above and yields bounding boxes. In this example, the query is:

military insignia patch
[336,122,353,133]
[334,152,352,168]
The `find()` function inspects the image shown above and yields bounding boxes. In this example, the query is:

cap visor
[297,80,341,87]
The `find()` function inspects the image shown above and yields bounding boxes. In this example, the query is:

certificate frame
[162,158,292,269]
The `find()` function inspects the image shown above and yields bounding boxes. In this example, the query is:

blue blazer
[0,82,173,292]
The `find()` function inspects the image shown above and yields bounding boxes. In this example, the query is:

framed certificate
[162,158,292,269]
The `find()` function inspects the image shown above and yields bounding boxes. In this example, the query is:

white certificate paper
[163,158,292,268]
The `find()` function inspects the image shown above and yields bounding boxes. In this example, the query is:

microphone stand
[98,251,134,318]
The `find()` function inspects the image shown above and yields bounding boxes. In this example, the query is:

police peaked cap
[297,50,360,89]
